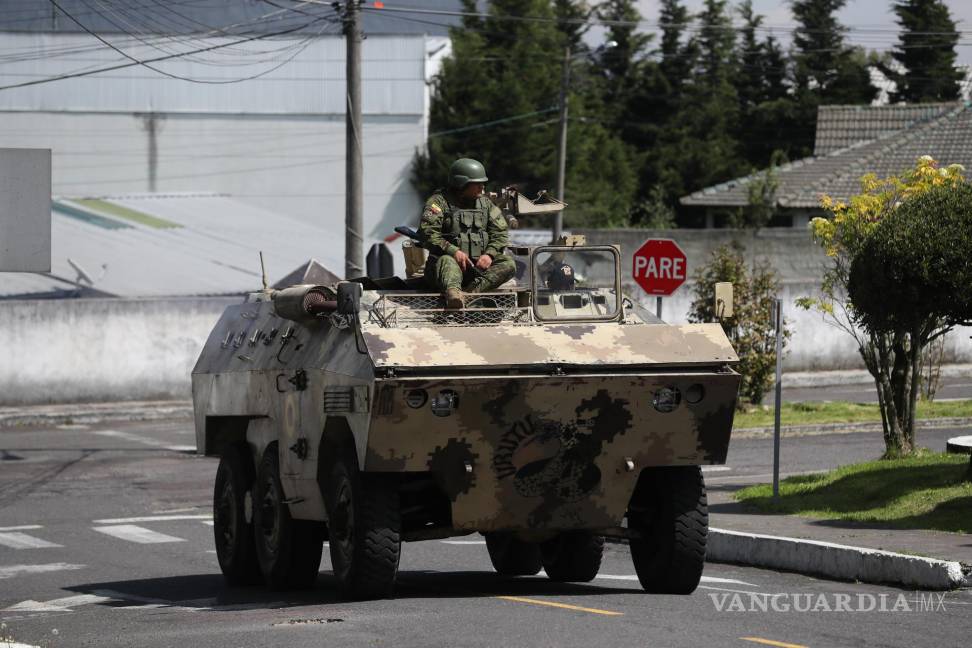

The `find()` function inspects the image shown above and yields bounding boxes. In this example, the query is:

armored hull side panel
[361,322,737,370]
[366,370,739,531]
[191,299,374,474]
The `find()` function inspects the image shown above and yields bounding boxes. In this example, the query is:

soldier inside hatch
[419,158,516,309]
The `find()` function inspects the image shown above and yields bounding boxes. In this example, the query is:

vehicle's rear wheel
[628,466,708,594]
[252,443,325,590]
[540,531,604,582]
[213,443,262,586]
[484,533,542,576]
[323,438,401,599]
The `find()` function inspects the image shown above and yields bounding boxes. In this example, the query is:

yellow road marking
[740,637,809,648]
[494,595,623,616]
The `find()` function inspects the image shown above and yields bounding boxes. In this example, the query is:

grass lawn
[734,452,972,533]
[733,399,972,429]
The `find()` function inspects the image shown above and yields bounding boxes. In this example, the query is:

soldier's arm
[418,196,459,257]
[483,202,509,258]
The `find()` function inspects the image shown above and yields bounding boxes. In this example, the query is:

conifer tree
[412,0,637,228]
[888,0,962,102]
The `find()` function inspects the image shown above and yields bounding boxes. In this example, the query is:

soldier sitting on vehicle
[418,158,516,309]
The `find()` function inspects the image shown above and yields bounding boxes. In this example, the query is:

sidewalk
[707,486,972,566]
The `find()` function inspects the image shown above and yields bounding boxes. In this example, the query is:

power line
[0,11,331,91]
[46,0,337,84]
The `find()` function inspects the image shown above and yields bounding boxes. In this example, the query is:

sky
[633,0,972,66]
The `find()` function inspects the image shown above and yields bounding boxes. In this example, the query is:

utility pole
[552,44,570,243]
[344,0,364,279]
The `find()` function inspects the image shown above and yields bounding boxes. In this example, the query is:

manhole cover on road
[272,618,344,627]
[946,435,972,454]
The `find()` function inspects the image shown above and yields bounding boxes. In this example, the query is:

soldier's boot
[444,288,464,310]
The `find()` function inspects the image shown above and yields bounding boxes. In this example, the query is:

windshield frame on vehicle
[529,245,623,323]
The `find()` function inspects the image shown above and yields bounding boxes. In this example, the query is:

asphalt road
[1,419,969,648]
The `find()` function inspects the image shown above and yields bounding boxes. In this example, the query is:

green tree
[553,0,590,51]
[847,182,972,454]
[412,0,637,227]
[676,0,745,191]
[789,0,878,156]
[799,156,966,457]
[736,0,767,112]
[688,243,788,405]
[658,0,694,93]
[595,0,652,122]
[887,0,963,102]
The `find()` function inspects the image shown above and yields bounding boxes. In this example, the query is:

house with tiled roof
[681,101,972,227]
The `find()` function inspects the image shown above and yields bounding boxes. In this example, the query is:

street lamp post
[553,44,570,243]
[551,41,615,243]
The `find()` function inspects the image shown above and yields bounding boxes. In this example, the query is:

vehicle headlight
[430,390,459,417]
[653,386,681,413]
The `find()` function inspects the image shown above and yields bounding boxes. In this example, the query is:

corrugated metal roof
[1,192,344,298]
[0,0,459,35]
[0,33,428,115]
[681,102,972,210]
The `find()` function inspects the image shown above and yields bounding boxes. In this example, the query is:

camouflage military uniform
[418,190,516,293]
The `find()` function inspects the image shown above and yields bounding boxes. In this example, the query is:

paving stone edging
[732,416,972,439]
[706,528,968,591]
[0,401,194,427]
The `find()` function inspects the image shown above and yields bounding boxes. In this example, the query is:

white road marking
[0,563,85,579]
[0,525,42,532]
[594,574,757,587]
[701,466,732,472]
[93,429,194,453]
[3,593,112,613]
[440,540,486,545]
[201,520,215,526]
[93,525,186,544]
[93,514,212,524]
[0,532,62,550]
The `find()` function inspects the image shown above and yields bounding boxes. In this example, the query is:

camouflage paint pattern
[192,249,741,534]
[366,372,737,530]
[361,320,737,370]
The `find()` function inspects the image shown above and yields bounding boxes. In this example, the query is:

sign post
[632,238,688,319]
[772,298,783,500]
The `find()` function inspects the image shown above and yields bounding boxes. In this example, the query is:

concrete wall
[0,297,237,405]
[2,227,969,404]
[579,228,972,371]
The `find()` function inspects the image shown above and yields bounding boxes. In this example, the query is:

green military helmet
[449,158,488,188]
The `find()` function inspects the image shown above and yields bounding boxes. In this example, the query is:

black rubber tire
[540,531,604,582]
[484,533,542,576]
[252,443,325,590]
[213,443,262,586]
[323,439,401,600]
[629,466,708,594]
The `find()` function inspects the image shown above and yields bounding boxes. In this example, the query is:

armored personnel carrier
[193,237,739,600]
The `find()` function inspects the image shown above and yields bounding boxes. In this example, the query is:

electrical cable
[0,10,334,91]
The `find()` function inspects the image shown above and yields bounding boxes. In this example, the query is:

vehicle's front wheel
[213,443,262,585]
[484,533,542,576]
[323,439,401,599]
[540,531,604,582]
[628,466,708,594]
[252,443,325,590]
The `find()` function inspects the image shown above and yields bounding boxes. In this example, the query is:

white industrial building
[0,1,457,269]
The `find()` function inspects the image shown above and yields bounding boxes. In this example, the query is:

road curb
[0,400,193,428]
[705,528,968,591]
[733,416,972,439]
[606,529,968,590]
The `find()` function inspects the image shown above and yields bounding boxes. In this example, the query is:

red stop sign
[632,238,687,296]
